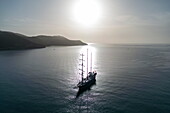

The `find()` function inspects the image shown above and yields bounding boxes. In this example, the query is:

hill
[0,31,87,50]
[29,35,86,46]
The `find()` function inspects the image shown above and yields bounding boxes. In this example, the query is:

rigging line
[90,52,92,72]
[76,56,81,83]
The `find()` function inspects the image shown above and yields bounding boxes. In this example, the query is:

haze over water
[0,44,170,113]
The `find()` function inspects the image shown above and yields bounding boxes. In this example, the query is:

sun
[73,0,102,27]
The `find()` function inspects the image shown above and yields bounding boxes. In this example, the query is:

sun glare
[73,0,102,27]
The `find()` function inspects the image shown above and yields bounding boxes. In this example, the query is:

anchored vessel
[77,49,97,90]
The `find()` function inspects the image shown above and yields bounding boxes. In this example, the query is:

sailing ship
[77,49,97,90]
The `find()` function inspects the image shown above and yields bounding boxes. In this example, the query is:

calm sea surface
[0,44,170,113]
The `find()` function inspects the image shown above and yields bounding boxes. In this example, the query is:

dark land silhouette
[0,30,87,50]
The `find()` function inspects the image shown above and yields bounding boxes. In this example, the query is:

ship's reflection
[76,81,96,98]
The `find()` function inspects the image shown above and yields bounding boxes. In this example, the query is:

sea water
[0,44,170,113]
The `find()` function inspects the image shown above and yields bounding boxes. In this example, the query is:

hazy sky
[0,0,170,44]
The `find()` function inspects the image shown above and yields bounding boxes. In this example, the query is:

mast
[87,49,88,77]
[79,54,84,82]
[81,54,84,82]
[90,52,92,72]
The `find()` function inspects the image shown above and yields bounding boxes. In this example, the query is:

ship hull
[78,74,96,91]
[76,80,96,98]
[78,80,96,91]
